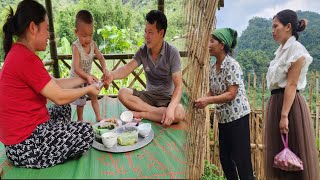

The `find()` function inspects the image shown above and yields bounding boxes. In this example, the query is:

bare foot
[132,111,143,119]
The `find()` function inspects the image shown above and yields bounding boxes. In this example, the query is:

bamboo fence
[209,72,320,180]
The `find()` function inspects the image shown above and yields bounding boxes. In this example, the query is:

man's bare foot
[132,111,143,119]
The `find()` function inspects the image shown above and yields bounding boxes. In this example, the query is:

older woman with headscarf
[194,28,254,180]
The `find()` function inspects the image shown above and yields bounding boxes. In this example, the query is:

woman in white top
[195,28,254,180]
[264,9,319,180]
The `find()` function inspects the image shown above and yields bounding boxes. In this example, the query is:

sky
[216,0,320,35]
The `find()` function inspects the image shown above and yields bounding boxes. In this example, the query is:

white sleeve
[284,45,313,73]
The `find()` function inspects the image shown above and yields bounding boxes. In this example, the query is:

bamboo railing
[44,52,188,92]
[209,72,320,180]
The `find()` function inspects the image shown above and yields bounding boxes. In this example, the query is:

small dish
[137,123,152,137]
[101,132,118,148]
[93,122,116,139]
[120,111,133,123]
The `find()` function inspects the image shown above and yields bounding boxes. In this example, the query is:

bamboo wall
[209,72,320,180]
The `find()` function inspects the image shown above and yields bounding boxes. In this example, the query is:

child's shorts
[72,83,88,106]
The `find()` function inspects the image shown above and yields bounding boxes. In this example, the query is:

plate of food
[92,123,154,153]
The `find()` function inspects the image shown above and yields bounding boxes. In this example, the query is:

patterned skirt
[5,104,94,168]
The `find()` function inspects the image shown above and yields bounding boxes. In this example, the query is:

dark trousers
[218,114,254,180]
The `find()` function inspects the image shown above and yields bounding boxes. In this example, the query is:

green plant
[201,160,226,180]
[209,129,214,141]
[97,25,139,54]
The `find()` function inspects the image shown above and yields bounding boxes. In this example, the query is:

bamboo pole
[205,107,210,162]
[185,0,219,179]
[253,74,257,111]
[262,73,265,122]
[309,73,314,128]
[247,73,251,106]
[316,72,319,144]
[309,73,314,113]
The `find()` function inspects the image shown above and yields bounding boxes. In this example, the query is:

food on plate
[101,117,121,126]
[117,126,138,146]
[97,124,115,130]
[93,122,116,138]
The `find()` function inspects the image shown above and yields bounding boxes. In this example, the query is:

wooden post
[309,73,314,114]
[253,74,257,111]
[45,0,60,78]
[158,0,164,13]
[316,72,319,143]
[262,73,265,122]
[247,73,251,107]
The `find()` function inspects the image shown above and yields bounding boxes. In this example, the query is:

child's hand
[91,75,99,82]
[86,75,98,84]
[102,69,108,80]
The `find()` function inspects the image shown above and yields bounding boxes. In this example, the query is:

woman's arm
[161,71,183,126]
[279,57,305,134]
[40,79,100,105]
[53,77,85,89]
[194,85,238,109]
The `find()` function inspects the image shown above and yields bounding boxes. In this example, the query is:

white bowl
[137,123,151,137]
[101,132,118,148]
[120,111,133,123]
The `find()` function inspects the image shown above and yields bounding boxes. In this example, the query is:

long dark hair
[2,0,47,58]
[273,9,308,40]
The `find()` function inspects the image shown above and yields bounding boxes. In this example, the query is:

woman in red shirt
[0,0,100,168]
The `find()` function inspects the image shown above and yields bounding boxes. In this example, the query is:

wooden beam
[158,0,164,13]
[45,0,60,78]
[57,51,186,60]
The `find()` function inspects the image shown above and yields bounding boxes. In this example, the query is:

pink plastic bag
[273,134,303,171]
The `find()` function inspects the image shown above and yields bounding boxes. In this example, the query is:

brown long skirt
[264,92,320,180]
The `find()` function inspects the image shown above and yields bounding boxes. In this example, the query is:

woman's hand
[279,115,289,134]
[87,84,100,97]
[194,97,208,109]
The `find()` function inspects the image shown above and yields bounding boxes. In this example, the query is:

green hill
[236,10,320,78]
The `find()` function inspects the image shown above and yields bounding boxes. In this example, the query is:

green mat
[0,96,186,179]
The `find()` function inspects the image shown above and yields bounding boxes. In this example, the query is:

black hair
[273,9,308,40]
[146,10,167,37]
[2,0,46,58]
[75,10,93,27]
